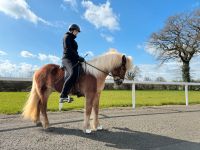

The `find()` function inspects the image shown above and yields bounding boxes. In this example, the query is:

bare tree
[126,66,141,80]
[155,76,166,82]
[148,9,200,82]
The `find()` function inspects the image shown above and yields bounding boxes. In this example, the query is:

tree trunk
[182,61,190,82]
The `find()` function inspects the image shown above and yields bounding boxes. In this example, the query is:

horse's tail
[22,73,40,122]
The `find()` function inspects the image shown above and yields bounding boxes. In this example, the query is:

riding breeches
[60,59,79,98]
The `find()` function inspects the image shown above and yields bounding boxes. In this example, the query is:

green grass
[0,90,200,114]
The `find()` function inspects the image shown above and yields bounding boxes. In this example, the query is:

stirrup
[59,96,74,111]
[59,96,74,103]
[64,97,74,103]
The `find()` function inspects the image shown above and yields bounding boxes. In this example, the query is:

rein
[83,61,130,81]
[84,61,113,77]
[57,59,128,84]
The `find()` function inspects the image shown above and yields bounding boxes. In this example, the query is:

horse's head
[111,55,128,85]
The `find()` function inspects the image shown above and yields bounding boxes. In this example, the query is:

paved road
[1,105,200,150]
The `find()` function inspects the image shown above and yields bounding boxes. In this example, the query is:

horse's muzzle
[114,77,124,85]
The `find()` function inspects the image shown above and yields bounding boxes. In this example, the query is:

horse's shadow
[44,126,200,149]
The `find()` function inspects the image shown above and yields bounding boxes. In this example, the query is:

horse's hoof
[91,128,97,132]
[92,125,103,131]
[84,129,92,134]
[97,125,103,130]
[43,123,49,129]
[36,122,42,127]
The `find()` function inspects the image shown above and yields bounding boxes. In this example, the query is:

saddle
[60,63,84,97]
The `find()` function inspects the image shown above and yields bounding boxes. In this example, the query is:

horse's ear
[122,55,126,65]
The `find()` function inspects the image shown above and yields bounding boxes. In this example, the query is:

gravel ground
[1,105,200,150]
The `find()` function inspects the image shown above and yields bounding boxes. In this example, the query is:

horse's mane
[82,49,132,78]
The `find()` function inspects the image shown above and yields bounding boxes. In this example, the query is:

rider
[60,24,85,103]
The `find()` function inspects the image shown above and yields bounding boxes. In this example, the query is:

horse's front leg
[92,92,102,131]
[83,93,94,133]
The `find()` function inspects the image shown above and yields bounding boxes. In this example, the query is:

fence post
[185,84,189,106]
[132,83,136,110]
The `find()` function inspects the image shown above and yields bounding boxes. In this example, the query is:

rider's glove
[78,56,85,62]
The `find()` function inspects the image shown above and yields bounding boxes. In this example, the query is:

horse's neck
[84,54,119,78]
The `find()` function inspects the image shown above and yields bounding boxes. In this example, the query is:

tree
[148,9,200,82]
[126,66,141,80]
[155,76,167,90]
[155,76,166,82]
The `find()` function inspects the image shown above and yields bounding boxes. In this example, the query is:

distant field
[0,90,200,114]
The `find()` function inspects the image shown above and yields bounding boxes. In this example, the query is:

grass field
[0,90,200,114]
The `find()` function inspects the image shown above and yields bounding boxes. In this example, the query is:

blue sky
[0,0,200,80]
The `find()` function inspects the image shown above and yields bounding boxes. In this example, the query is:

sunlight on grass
[0,90,200,114]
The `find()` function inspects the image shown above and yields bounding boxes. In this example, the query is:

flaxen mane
[82,49,132,78]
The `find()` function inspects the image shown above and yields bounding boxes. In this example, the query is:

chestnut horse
[22,50,132,133]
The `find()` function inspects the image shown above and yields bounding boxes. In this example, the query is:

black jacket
[62,32,80,63]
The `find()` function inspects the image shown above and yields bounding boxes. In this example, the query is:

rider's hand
[78,56,85,62]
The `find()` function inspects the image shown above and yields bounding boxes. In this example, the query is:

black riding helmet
[68,24,81,32]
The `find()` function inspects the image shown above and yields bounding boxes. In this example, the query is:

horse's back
[34,64,64,90]
[35,64,61,76]
[39,63,60,71]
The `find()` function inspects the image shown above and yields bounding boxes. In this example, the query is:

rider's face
[73,30,79,36]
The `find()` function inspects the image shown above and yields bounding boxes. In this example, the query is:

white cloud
[38,53,48,61]
[1,56,200,80]
[100,33,114,42]
[20,51,60,64]
[0,60,17,77]
[142,42,200,81]
[64,0,78,12]
[137,58,200,81]
[0,51,61,77]
[20,50,36,58]
[38,53,60,64]
[144,43,157,55]
[190,56,200,79]
[0,0,51,25]
[0,50,7,56]
[48,55,60,64]
[137,62,182,81]
[82,0,119,31]
[19,62,38,77]
[0,60,38,77]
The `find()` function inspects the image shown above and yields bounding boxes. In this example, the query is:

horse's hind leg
[39,89,51,129]
[34,101,42,127]
[92,92,102,131]
[40,100,49,129]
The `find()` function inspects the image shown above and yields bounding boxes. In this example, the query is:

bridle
[83,55,128,83]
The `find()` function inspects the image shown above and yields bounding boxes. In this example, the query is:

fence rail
[106,79,200,109]
[0,77,32,81]
[1,78,200,109]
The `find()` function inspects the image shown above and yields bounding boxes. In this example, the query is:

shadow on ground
[44,126,200,150]
[1,108,200,132]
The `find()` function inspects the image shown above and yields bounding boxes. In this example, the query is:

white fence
[1,77,200,109]
[0,77,32,81]
[106,80,200,109]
